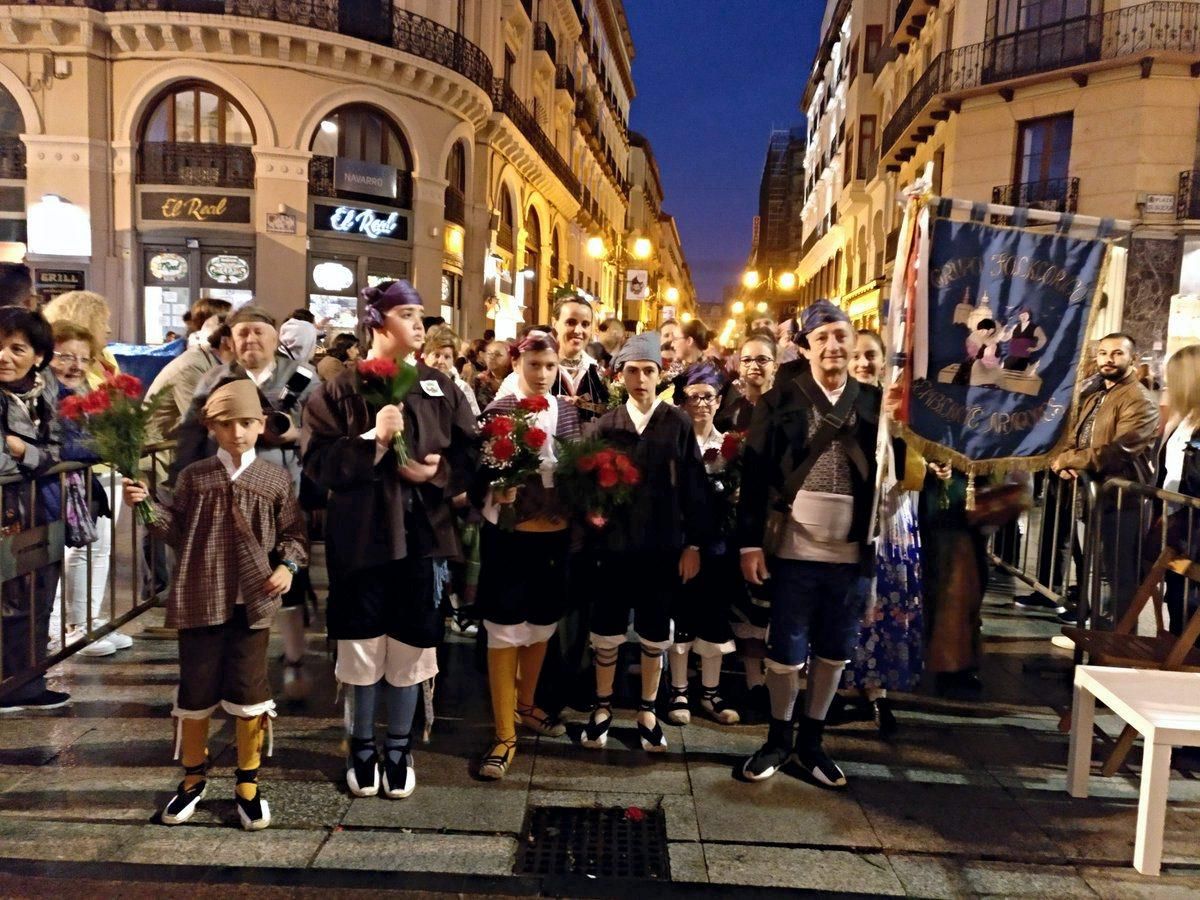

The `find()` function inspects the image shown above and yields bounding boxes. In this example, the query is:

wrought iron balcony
[534,22,557,63]
[0,137,26,180]
[856,153,878,184]
[882,2,1200,164]
[137,141,255,188]
[491,79,581,199]
[1178,169,1200,219]
[554,64,575,98]
[308,154,413,207]
[443,185,465,225]
[991,177,1079,214]
[575,96,599,137]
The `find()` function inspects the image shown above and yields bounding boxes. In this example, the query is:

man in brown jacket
[1048,332,1159,622]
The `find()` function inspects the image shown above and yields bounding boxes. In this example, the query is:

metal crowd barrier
[0,441,177,701]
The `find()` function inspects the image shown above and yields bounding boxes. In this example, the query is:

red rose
[624,806,646,823]
[111,373,143,399]
[577,454,597,472]
[59,394,85,421]
[82,389,112,414]
[518,395,550,413]
[703,447,720,465]
[491,436,516,462]
[594,449,615,466]
[620,466,640,486]
[720,432,743,462]
[597,465,618,488]
[482,415,515,438]
[358,358,399,381]
[524,427,547,450]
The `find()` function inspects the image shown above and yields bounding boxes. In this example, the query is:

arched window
[143,82,253,146]
[524,207,542,319]
[309,104,411,205]
[498,190,515,251]
[0,85,24,180]
[550,227,561,281]
[444,141,466,226]
[139,82,254,187]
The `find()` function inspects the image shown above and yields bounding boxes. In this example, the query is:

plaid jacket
[148,456,308,630]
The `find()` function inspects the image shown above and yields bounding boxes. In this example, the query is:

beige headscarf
[203,379,264,423]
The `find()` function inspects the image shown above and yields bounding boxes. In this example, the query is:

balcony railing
[1178,169,1200,219]
[882,2,1200,161]
[554,64,575,98]
[491,79,581,199]
[991,177,1079,215]
[893,0,914,35]
[534,22,557,63]
[443,185,465,225]
[856,152,878,183]
[137,141,255,188]
[308,154,413,207]
[575,96,599,137]
[0,137,26,180]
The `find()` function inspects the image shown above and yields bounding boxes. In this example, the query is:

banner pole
[930,196,1133,235]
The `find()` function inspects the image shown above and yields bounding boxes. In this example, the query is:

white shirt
[247,361,276,388]
[1164,415,1198,495]
[626,397,663,435]
[695,424,726,473]
[559,350,598,395]
[482,389,560,525]
[216,446,257,482]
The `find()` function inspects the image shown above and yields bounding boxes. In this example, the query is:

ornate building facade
[0,0,637,342]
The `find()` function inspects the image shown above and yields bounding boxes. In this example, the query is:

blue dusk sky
[624,0,825,304]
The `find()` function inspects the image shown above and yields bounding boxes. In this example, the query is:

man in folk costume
[738,300,890,789]
[301,281,477,800]
[580,331,711,752]
[472,330,582,780]
[124,379,308,829]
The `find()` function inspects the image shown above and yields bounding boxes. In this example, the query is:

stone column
[411,174,449,310]
[252,148,311,322]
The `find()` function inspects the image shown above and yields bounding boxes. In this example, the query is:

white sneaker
[77,636,117,657]
[106,630,133,651]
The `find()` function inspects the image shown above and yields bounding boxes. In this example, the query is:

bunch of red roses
[702,430,746,532]
[554,436,640,528]
[59,373,164,525]
[357,356,419,466]
[481,395,552,529]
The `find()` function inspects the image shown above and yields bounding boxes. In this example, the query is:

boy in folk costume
[301,280,477,800]
[580,331,711,752]
[472,330,581,780]
[124,379,307,829]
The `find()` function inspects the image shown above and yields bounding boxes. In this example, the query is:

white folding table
[1067,665,1200,876]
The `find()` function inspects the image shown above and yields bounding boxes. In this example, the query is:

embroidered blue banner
[907,215,1107,468]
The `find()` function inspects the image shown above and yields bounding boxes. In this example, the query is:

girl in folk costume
[472,330,581,780]
[580,331,711,753]
[301,281,477,800]
[667,366,741,727]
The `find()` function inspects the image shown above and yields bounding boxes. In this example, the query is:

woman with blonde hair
[41,290,119,387]
[1158,344,1200,633]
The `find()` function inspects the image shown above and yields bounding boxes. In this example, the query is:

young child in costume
[301,280,477,800]
[472,329,581,780]
[580,331,711,753]
[124,378,307,829]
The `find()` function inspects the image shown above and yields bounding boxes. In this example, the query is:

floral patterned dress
[844,492,924,692]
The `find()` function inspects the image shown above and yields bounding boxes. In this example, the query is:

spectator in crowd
[1158,343,1200,633]
[750,315,775,334]
[473,339,512,410]
[1049,332,1160,623]
[423,324,481,417]
[164,330,180,343]
[660,318,682,381]
[597,318,626,365]
[0,262,33,309]
[176,305,320,699]
[716,331,777,433]
[184,298,234,348]
[42,291,119,387]
[776,317,802,367]
[280,317,319,366]
[0,306,68,711]
[317,333,360,382]
[48,321,133,658]
[288,308,316,324]
[145,320,234,443]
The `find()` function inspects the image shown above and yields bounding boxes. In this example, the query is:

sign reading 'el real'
[312,203,410,242]
[140,192,252,224]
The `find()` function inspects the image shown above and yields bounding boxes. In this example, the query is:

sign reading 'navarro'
[313,203,409,242]
[140,192,252,224]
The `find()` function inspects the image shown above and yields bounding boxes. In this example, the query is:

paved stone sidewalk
[1,565,1199,897]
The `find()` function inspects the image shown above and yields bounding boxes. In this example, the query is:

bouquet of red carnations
[357,356,419,466]
[481,395,551,530]
[554,436,640,529]
[703,431,746,532]
[59,373,166,525]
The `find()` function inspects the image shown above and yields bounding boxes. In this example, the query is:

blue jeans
[765,558,864,666]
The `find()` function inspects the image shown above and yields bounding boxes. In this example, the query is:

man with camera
[175,305,320,699]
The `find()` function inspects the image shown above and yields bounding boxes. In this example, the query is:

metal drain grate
[516,805,671,880]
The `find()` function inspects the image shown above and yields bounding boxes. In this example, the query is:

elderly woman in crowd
[0,307,69,711]
[423,324,481,417]
[42,290,119,387]
[47,321,133,659]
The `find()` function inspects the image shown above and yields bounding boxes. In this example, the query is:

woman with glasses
[42,291,120,388]
[666,367,741,726]
[716,332,777,433]
[46,321,133,659]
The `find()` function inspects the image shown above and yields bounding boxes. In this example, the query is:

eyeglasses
[685,393,718,405]
[53,352,93,367]
[740,356,774,368]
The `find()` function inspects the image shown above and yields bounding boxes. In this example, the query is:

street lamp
[738,265,798,319]
[742,269,761,290]
[632,236,653,260]
[731,300,745,315]
[663,285,680,304]
[680,311,693,323]
[588,232,655,321]
[586,235,608,260]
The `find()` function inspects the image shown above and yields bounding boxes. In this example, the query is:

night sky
[625,0,824,305]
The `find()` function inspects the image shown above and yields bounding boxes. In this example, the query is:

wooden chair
[1063,547,1200,775]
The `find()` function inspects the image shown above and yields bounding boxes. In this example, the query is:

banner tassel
[966,471,977,511]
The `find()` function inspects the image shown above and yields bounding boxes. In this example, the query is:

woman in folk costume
[666,365,741,726]
[301,280,477,800]
[472,330,581,779]
[580,331,711,753]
